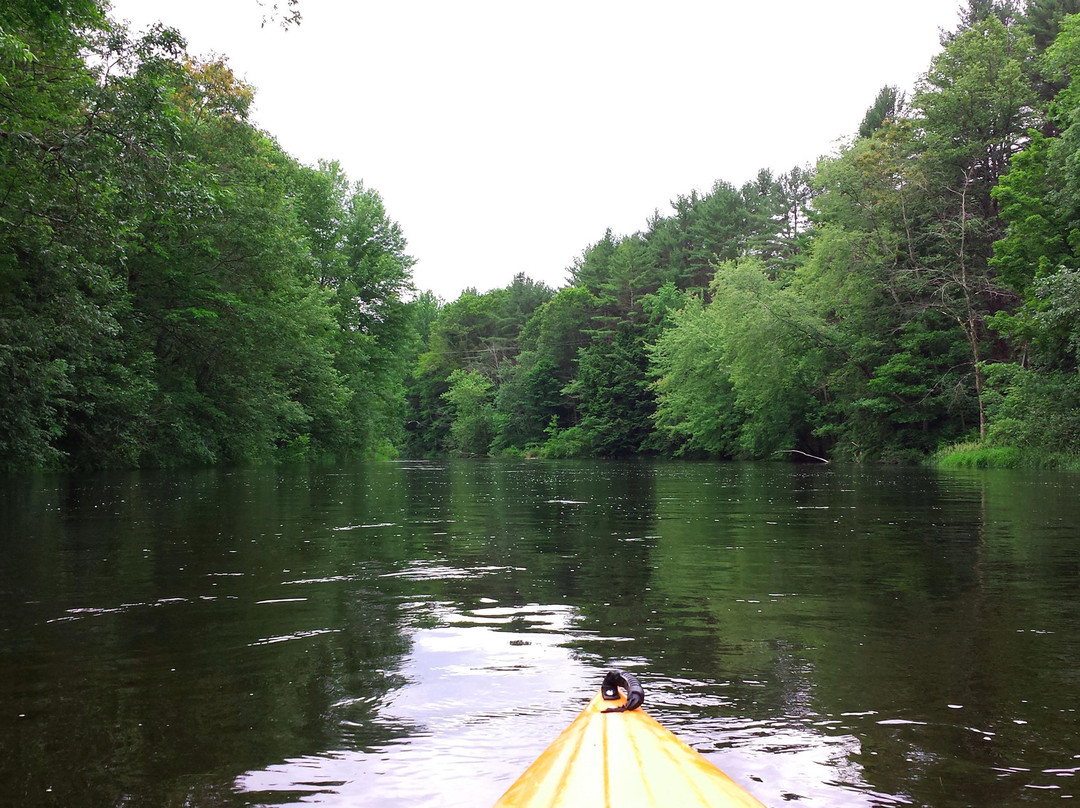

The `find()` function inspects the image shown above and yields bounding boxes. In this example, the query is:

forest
[4,0,1080,471]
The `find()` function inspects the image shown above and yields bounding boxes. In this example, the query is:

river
[2,460,1078,807]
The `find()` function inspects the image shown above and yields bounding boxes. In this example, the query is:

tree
[328,182,416,455]
[917,15,1036,221]
[405,276,553,455]
[913,15,1037,438]
[649,295,742,457]
[442,369,496,455]
[0,8,185,469]
[989,133,1064,294]
[946,0,1022,41]
[1023,0,1080,51]
[1,5,417,469]
[858,85,906,139]
[991,13,1080,367]
[491,286,597,450]
[566,323,656,456]
[568,229,617,293]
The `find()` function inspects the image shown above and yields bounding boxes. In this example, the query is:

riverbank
[934,441,1080,471]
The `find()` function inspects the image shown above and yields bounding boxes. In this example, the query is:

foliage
[1023,0,1080,51]
[441,369,496,456]
[1,4,416,470]
[649,295,742,457]
[858,85,906,139]
[10,1,1080,469]
[935,442,1023,467]
[405,275,553,455]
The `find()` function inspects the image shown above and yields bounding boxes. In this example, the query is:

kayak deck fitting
[493,671,766,807]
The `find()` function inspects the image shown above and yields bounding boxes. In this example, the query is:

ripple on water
[379,562,522,581]
[233,599,898,808]
[236,601,600,807]
[248,628,342,647]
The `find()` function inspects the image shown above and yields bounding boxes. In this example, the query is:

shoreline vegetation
[4,0,1080,474]
[934,443,1080,471]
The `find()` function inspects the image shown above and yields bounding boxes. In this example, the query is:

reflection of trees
[0,467,418,808]
[2,459,663,807]
[431,459,660,611]
[5,462,1080,807]
[640,463,1080,806]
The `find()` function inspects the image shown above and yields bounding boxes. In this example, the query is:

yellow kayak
[493,671,766,808]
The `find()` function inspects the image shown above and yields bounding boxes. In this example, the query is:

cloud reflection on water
[236,600,891,807]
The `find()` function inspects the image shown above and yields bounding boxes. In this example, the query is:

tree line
[2,0,418,470]
[407,0,1080,469]
[5,0,1080,471]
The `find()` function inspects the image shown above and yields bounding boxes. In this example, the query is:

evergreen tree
[1023,0,1080,50]
[858,85,905,138]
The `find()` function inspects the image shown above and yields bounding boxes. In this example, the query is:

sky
[107,0,964,301]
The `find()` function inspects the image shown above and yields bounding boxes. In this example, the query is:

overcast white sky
[108,0,963,301]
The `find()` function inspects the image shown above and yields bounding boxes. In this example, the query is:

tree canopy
[1,3,416,469]
[6,0,1080,470]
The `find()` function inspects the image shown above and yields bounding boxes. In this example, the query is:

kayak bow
[493,671,766,808]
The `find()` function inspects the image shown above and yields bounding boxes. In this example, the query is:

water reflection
[235,598,891,808]
[2,461,1079,807]
[238,602,597,807]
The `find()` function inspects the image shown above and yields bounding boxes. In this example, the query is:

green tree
[1023,0,1080,50]
[946,14,1080,464]
[328,182,416,456]
[914,14,1036,438]
[989,133,1064,294]
[649,295,742,457]
[858,85,905,139]
[1,6,416,469]
[406,277,552,455]
[0,8,183,469]
[568,230,617,293]
[991,13,1080,367]
[442,369,496,455]
[565,323,656,456]
[917,15,1036,221]
[490,286,597,451]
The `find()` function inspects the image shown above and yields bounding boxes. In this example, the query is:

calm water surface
[1,460,1078,807]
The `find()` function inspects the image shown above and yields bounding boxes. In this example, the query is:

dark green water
[2,460,1078,807]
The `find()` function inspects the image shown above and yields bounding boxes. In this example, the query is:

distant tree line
[5,0,1080,470]
[406,0,1080,469]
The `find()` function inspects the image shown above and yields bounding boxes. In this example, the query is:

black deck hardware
[600,669,644,712]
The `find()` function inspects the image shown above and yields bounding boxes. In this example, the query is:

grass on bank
[934,441,1080,471]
